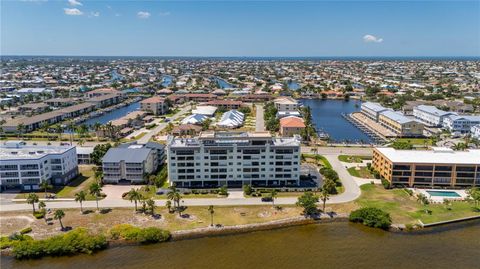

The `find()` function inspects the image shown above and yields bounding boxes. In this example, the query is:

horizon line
[2,55,480,59]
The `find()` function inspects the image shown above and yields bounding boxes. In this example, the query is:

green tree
[467,187,480,208]
[167,186,181,208]
[146,198,156,215]
[126,188,143,212]
[26,193,39,214]
[89,182,103,211]
[417,193,430,213]
[296,192,319,216]
[270,189,278,207]
[165,200,172,213]
[54,209,65,230]
[39,180,52,198]
[208,205,215,227]
[320,178,335,212]
[74,191,87,214]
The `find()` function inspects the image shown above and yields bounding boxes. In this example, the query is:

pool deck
[413,189,468,203]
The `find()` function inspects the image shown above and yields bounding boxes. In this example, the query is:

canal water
[161,75,173,87]
[300,99,372,143]
[213,77,235,89]
[82,102,140,126]
[3,220,479,269]
[287,81,300,90]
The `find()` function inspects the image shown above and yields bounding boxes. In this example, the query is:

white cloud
[137,11,151,19]
[159,11,171,16]
[68,0,82,6]
[90,11,100,17]
[363,34,383,43]
[64,8,83,16]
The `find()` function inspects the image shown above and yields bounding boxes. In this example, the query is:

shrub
[381,179,391,189]
[12,228,107,259]
[20,227,32,234]
[1,234,33,249]
[243,184,253,195]
[109,224,170,244]
[349,207,392,230]
[33,211,45,219]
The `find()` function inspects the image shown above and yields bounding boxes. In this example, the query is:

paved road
[137,105,190,143]
[255,104,265,132]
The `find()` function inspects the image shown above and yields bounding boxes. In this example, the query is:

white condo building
[167,131,301,188]
[0,142,78,191]
[471,125,480,139]
[443,115,480,134]
[413,105,457,127]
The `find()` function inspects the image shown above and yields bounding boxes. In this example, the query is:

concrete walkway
[255,104,265,131]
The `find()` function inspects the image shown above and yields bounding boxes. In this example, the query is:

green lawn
[394,138,434,146]
[302,154,332,169]
[355,184,480,225]
[338,155,372,163]
[347,167,375,179]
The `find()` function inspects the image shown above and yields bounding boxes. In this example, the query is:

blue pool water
[426,191,461,197]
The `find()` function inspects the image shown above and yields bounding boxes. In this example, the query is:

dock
[341,113,387,143]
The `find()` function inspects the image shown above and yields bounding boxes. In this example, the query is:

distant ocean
[1,55,479,61]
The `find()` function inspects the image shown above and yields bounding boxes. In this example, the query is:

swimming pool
[426,191,461,197]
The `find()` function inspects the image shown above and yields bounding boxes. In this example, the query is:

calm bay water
[300,99,372,143]
[3,220,479,269]
[82,102,140,126]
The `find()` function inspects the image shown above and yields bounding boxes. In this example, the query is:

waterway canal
[300,99,373,143]
[82,102,140,126]
[3,220,479,269]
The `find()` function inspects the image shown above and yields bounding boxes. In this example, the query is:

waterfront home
[413,105,458,127]
[166,131,301,188]
[217,110,244,129]
[273,96,299,112]
[192,106,217,117]
[140,96,168,115]
[205,100,243,110]
[172,124,202,136]
[157,89,173,96]
[17,103,50,115]
[44,97,78,107]
[2,102,96,132]
[378,110,424,137]
[240,93,273,102]
[372,147,480,188]
[471,125,480,139]
[0,141,78,191]
[279,116,306,137]
[84,88,122,98]
[184,93,217,102]
[86,93,122,109]
[76,146,94,165]
[276,110,302,119]
[102,146,156,184]
[361,102,392,121]
[443,115,480,134]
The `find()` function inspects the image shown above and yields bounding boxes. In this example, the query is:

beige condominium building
[373,147,480,188]
[378,110,424,137]
[140,96,168,116]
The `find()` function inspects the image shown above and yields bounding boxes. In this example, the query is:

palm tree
[146,198,156,215]
[78,138,85,146]
[67,121,76,144]
[166,200,172,213]
[126,188,143,212]
[270,189,278,207]
[208,205,215,227]
[54,209,65,230]
[89,182,103,211]
[55,125,64,141]
[93,122,102,141]
[26,193,39,214]
[320,178,335,213]
[167,186,181,208]
[39,180,52,198]
[38,201,46,211]
[17,123,25,139]
[75,191,87,214]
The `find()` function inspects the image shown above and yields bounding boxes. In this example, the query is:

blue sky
[1,0,479,56]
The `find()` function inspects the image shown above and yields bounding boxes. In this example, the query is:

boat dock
[341,113,387,143]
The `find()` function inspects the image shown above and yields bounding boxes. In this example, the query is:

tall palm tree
[320,178,335,213]
[270,189,278,207]
[39,180,52,198]
[67,121,76,144]
[75,191,87,214]
[54,209,65,230]
[89,182,103,211]
[167,186,181,208]
[146,198,156,215]
[93,122,102,141]
[26,193,39,214]
[126,188,143,212]
[208,205,215,227]
[55,125,64,141]
[165,200,172,213]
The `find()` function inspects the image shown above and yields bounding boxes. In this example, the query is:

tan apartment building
[372,147,480,188]
[378,110,424,137]
[140,96,168,115]
[279,116,306,137]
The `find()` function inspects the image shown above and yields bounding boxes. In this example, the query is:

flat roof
[0,145,75,160]
[375,147,480,165]
[102,147,152,163]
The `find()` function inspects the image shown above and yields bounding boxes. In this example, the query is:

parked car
[261,196,273,202]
